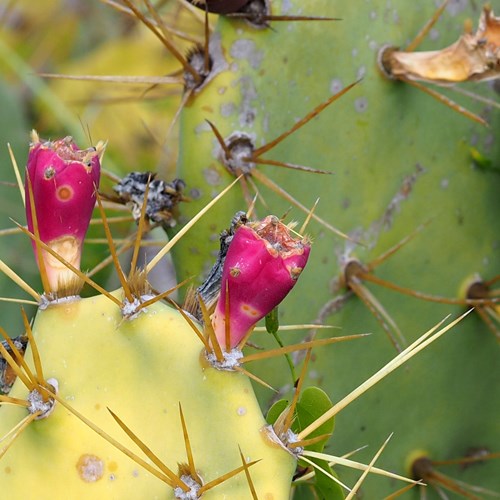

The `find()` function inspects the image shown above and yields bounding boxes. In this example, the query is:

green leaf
[266,398,288,425]
[295,387,335,452]
[267,389,343,498]
[314,460,345,500]
[293,388,341,498]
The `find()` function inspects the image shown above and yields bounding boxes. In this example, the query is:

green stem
[266,308,297,384]
[270,330,298,385]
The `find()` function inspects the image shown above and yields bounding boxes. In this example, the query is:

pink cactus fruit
[211,215,311,350]
[25,131,102,293]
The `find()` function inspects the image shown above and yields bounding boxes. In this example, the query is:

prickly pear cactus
[0,0,499,499]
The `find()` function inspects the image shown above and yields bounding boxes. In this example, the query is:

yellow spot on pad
[76,454,104,483]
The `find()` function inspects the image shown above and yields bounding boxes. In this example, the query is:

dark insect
[184,211,248,320]
[0,335,28,395]
[186,0,252,15]
[197,211,248,309]
[110,172,187,229]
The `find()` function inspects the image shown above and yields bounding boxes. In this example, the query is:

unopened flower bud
[25,131,102,292]
[211,215,311,349]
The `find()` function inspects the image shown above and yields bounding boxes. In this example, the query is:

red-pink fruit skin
[25,140,101,252]
[213,225,310,348]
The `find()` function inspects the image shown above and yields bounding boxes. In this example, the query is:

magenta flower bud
[211,216,311,350]
[25,131,103,292]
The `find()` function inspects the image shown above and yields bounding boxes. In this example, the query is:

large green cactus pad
[173,0,500,496]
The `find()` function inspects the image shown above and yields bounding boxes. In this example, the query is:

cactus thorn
[338,226,499,343]
[199,294,224,361]
[15,220,122,307]
[37,72,185,86]
[282,348,313,435]
[0,394,30,408]
[383,482,421,499]
[240,334,368,364]
[432,450,500,467]
[221,0,341,27]
[24,175,51,295]
[134,276,193,313]
[208,112,355,241]
[108,407,190,491]
[345,433,394,500]
[7,143,24,206]
[0,411,42,461]
[252,169,356,242]
[0,330,33,391]
[404,0,450,53]
[20,309,44,389]
[411,453,500,498]
[238,445,258,500]
[253,323,337,332]
[208,122,354,241]
[178,404,201,484]
[95,189,134,303]
[120,0,202,86]
[253,79,360,158]
[196,457,261,496]
[298,310,474,440]
[299,454,352,492]
[166,297,211,351]
[0,259,41,302]
[232,364,276,391]
[146,175,242,273]
[0,324,56,415]
[300,198,320,234]
[401,78,488,126]
[347,277,405,352]
[303,449,420,488]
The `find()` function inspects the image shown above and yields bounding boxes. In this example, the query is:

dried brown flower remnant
[380,6,499,84]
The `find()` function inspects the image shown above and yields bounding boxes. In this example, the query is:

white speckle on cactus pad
[206,348,244,370]
[262,425,303,457]
[174,475,201,500]
[230,39,264,70]
[38,294,80,310]
[28,377,58,419]
[429,28,440,41]
[220,102,235,117]
[121,295,155,320]
[330,78,343,94]
[355,97,368,113]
